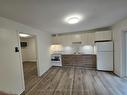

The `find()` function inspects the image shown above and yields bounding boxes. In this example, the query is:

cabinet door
[82,32,95,45]
[52,36,62,44]
[95,31,112,41]
[62,55,76,66]
[71,34,82,42]
[87,32,95,45]
[81,33,88,45]
[60,35,72,46]
[52,36,56,44]
[52,36,59,44]
[103,31,112,40]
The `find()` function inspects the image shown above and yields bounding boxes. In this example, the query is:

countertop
[51,53,96,56]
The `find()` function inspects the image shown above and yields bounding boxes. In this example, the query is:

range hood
[72,41,82,45]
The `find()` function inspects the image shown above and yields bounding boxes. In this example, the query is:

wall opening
[19,33,40,93]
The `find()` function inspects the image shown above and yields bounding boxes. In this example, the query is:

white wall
[0,17,51,94]
[0,30,25,95]
[112,17,127,77]
[126,33,127,76]
[21,37,37,62]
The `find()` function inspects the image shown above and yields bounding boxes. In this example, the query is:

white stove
[51,54,62,66]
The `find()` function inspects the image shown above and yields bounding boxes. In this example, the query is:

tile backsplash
[50,44,96,54]
[63,45,95,54]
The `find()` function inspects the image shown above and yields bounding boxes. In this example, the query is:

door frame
[121,30,127,77]
[17,32,40,77]
[16,31,25,92]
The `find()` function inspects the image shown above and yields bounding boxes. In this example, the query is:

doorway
[19,33,40,93]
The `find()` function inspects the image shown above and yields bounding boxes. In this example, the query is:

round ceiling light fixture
[65,15,83,24]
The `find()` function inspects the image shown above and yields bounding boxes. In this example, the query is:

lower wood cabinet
[62,54,96,68]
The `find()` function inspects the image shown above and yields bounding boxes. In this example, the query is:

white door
[97,52,113,71]
[0,29,25,94]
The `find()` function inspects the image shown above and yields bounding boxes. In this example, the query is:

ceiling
[0,0,127,34]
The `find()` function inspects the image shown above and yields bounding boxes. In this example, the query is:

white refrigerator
[95,42,113,71]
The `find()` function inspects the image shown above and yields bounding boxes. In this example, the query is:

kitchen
[50,29,113,71]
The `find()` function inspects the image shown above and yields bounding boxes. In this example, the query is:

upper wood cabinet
[86,32,95,45]
[81,32,95,45]
[60,35,72,46]
[95,31,112,41]
[52,30,112,46]
[81,33,87,45]
[71,34,82,42]
[51,35,61,44]
[52,34,82,46]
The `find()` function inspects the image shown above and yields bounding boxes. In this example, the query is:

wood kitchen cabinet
[71,34,82,42]
[61,35,72,46]
[82,32,95,45]
[52,35,72,46]
[52,35,61,44]
[51,30,112,46]
[52,33,95,46]
[95,31,112,41]
[62,54,96,68]
[87,32,95,45]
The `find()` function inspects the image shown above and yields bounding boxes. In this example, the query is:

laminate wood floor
[23,62,41,93]
[26,66,127,95]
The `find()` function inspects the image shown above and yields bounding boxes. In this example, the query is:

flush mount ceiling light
[65,15,83,24]
[19,33,30,37]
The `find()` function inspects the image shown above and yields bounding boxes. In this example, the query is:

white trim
[16,31,25,93]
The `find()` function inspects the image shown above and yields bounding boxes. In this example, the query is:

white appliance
[95,42,113,71]
[51,54,62,66]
